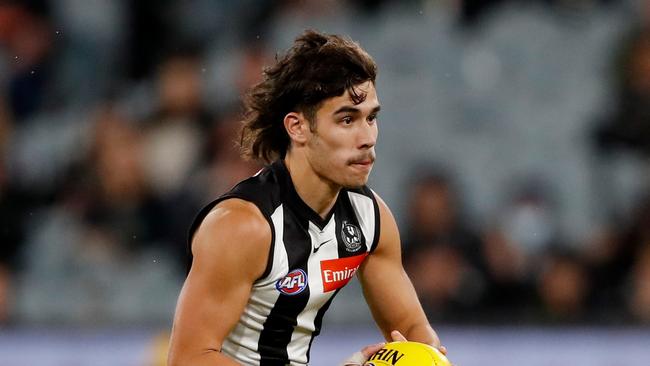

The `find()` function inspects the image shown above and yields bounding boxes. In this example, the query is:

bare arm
[167,199,271,366]
[358,194,440,347]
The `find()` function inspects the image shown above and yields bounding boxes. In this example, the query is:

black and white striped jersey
[188,160,380,365]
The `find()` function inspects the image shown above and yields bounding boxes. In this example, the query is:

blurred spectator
[536,248,591,323]
[586,194,650,321]
[0,265,9,324]
[0,98,20,324]
[135,49,218,264]
[480,178,559,321]
[140,49,212,199]
[201,109,260,199]
[584,192,650,323]
[402,168,485,322]
[0,2,54,122]
[629,244,650,322]
[580,222,626,322]
[82,104,169,253]
[498,181,558,257]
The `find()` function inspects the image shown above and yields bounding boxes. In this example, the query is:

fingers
[388,330,448,356]
[360,342,386,358]
[390,330,407,342]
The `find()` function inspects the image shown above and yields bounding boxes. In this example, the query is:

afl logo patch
[342,221,362,252]
[276,269,308,295]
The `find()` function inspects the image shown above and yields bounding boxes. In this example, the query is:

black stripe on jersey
[185,199,221,274]
[335,191,368,258]
[258,211,311,365]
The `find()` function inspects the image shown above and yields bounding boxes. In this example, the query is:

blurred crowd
[1,0,649,327]
[402,166,650,324]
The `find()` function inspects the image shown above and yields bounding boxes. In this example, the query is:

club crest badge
[341,221,362,252]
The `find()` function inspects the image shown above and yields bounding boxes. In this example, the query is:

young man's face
[306,81,380,188]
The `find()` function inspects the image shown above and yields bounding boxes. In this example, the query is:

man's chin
[341,176,369,189]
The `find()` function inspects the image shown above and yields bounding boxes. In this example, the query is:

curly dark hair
[240,30,378,163]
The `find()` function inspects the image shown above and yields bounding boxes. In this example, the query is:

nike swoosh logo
[313,238,334,253]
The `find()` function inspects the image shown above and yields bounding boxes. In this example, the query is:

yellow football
[363,341,451,366]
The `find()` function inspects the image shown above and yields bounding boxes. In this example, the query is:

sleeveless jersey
[187,160,380,365]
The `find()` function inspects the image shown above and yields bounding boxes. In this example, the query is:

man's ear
[284,112,310,144]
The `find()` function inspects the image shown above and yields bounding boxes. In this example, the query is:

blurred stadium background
[1,0,650,365]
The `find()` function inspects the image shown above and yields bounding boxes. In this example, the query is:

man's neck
[284,155,340,219]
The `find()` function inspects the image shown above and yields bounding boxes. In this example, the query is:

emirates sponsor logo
[320,254,367,292]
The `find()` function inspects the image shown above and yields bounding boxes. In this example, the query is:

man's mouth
[349,155,375,169]
[352,160,373,166]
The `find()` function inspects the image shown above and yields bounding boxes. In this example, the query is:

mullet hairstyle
[240,30,378,163]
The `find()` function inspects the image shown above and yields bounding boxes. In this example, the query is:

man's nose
[358,122,377,149]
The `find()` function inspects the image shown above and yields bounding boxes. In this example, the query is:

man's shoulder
[191,198,272,279]
[206,199,271,235]
[188,164,280,247]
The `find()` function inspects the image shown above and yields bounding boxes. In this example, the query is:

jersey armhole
[257,210,276,281]
[187,194,276,281]
[367,188,381,253]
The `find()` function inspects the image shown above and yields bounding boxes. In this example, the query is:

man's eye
[368,114,378,123]
[342,116,353,124]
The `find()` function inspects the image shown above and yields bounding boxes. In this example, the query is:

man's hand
[340,330,430,366]
[390,330,447,355]
[340,342,385,366]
